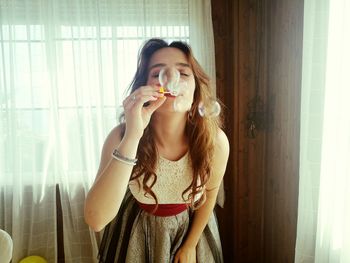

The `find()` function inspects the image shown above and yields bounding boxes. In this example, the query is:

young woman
[84,38,229,263]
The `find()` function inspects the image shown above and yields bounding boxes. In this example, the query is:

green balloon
[19,256,48,263]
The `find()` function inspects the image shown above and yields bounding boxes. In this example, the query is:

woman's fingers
[145,96,167,114]
[123,86,162,110]
[123,94,158,110]
[128,86,160,100]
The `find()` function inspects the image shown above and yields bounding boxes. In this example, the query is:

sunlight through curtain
[295,0,350,262]
[0,0,216,262]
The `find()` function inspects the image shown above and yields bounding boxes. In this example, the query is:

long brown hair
[120,38,223,210]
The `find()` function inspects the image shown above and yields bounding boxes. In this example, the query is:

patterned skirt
[98,190,224,263]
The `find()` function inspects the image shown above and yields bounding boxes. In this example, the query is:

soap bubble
[173,81,193,112]
[198,99,221,117]
[159,67,180,96]
[158,67,195,113]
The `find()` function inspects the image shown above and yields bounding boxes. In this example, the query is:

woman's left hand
[174,245,196,263]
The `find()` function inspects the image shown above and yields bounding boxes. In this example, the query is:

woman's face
[147,47,196,112]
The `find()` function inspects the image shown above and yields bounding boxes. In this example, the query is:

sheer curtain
[0,0,216,262]
[295,0,350,262]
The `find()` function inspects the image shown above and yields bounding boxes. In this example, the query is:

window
[0,2,190,184]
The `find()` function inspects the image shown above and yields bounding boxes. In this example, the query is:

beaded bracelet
[111,149,138,166]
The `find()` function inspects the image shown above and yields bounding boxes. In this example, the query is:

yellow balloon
[19,255,47,263]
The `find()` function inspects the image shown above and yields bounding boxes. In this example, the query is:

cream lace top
[128,152,202,204]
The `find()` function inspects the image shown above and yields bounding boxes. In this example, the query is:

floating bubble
[172,81,193,112]
[159,67,180,96]
[198,100,221,117]
[173,96,190,112]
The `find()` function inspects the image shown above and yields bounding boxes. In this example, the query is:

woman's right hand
[123,85,166,140]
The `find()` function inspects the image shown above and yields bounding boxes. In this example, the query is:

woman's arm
[174,128,230,262]
[84,86,166,232]
[84,125,140,232]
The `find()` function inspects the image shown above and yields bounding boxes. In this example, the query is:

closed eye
[151,71,160,78]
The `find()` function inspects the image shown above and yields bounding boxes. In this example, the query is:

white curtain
[295,0,350,262]
[0,0,216,262]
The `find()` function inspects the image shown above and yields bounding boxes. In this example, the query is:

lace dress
[98,153,224,263]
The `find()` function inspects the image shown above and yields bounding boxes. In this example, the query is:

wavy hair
[120,38,223,210]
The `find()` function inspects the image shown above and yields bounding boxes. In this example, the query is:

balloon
[19,255,48,263]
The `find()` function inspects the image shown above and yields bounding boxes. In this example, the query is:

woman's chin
[156,102,181,114]
[155,96,192,114]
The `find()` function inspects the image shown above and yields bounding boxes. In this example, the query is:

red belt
[137,202,188,217]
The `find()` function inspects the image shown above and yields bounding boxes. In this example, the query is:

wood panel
[211,0,303,262]
[263,0,304,262]
[212,0,266,262]
[211,0,236,260]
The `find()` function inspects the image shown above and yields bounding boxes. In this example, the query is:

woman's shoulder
[204,128,230,190]
[212,128,230,170]
[215,128,230,156]
[94,123,126,182]
[99,124,126,157]
[105,123,125,144]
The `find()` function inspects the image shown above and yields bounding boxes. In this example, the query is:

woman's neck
[151,112,188,151]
